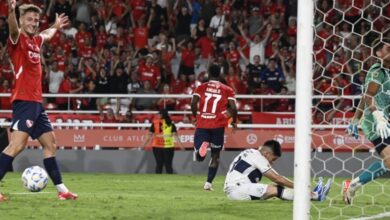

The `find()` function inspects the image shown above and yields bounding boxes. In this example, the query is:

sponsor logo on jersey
[28,51,41,63]
[201,114,216,119]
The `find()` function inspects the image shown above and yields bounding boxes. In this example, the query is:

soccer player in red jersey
[191,65,237,191]
[0,1,77,201]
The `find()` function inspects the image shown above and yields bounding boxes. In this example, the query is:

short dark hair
[208,65,221,78]
[263,140,282,157]
[373,37,390,54]
[19,4,42,16]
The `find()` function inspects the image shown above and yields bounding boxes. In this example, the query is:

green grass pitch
[1,173,390,220]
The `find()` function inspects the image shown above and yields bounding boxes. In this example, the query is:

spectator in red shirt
[314,77,339,112]
[53,47,67,72]
[196,28,215,59]
[57,33,72,56]
[275,86,293,112]
[92,0,107,21]
[56,74,84,110]
[287,17,297,37]
[95,25,108,50]
[99,106,120,130]
[0,1,8,18]
[225,65,244,94]
[160,38,177,69]
[107,0,129,24]
[179,40,196,82]
[0,79,11,110]
[333,73,353,110]
[0,56,13,83]
[131,10,153,49]
[75,23,91,49]
[138,55,161,90]
[130,0,147,21]
[48,29,61,46]
[78,38,95,59]
[225,41,240,69]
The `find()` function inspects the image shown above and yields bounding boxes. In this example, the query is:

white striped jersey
[224,149,273,186]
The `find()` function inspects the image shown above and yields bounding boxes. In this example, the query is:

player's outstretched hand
[54,13,70,30]
[373,110,390,139]
[8,0,16,10]
[346,121,359,140]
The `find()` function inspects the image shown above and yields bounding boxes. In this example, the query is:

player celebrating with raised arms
[344,37,390,204]
[191,64,237,191]
[224,140,332,201]
[0,0,77,201]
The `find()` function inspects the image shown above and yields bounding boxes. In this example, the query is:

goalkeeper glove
[346,120,359,140]
[372,110,390,139]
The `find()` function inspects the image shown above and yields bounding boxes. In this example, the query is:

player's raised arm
[8,0,20,43]
[40,13,69,42]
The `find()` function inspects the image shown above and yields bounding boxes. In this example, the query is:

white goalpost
[295,0,390,219]
[293,0,314,219]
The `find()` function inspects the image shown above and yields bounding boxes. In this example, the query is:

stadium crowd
[0,0,389,121]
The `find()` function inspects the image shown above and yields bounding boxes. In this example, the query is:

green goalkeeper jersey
[361,63,390,141]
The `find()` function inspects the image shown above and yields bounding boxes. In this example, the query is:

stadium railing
[0,93,370,151]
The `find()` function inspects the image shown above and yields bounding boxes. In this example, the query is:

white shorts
[224,183,268,200]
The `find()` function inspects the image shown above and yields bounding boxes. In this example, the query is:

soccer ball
[21,166,49,192]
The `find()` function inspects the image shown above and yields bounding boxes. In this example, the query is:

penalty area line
[349,212,390,220]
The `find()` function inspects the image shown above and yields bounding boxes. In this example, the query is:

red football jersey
[7,34,44,103]
[193,80,236,128]
[130,0,146,20]
[138,64,161,89]
[133,27,148,49]
[225,50,240,66]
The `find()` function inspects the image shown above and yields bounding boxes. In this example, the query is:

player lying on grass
[224,140,331,201]
[344,37,390,204]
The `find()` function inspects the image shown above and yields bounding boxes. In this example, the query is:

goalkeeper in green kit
[344,37,390,204]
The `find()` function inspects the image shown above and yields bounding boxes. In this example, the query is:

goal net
[310,0,390,219]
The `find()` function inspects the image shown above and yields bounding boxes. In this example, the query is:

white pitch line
[349,212,390,220]
[10,192,55,195]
